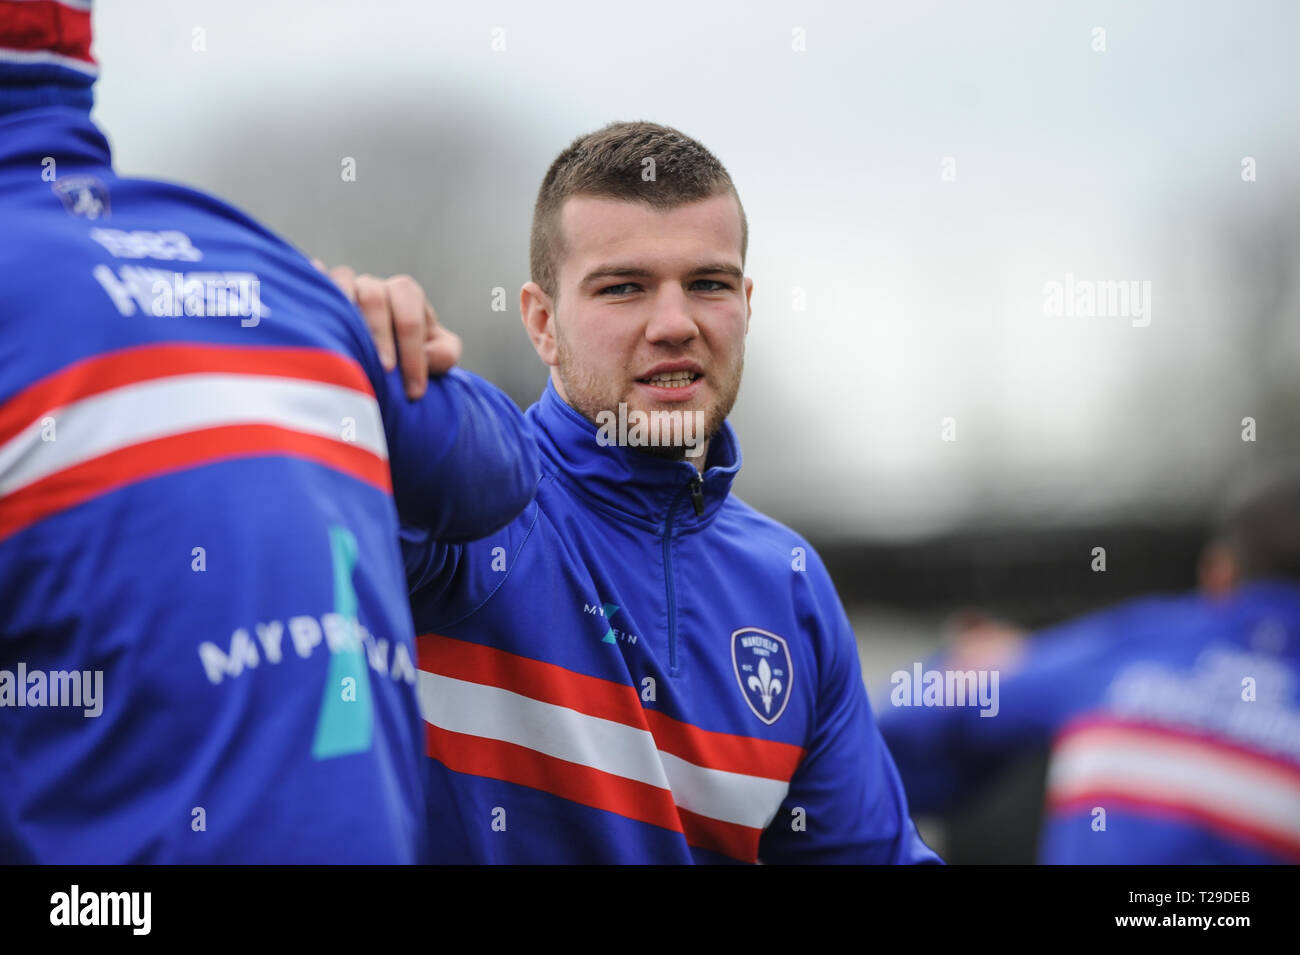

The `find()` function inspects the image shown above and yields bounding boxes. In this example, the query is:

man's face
[524,192,753,460]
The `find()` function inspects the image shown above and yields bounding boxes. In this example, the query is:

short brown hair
[529,120,748,298]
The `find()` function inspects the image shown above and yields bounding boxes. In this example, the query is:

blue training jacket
[877,582,1300,864]
[403,381,941,864]
[0,101,537,862]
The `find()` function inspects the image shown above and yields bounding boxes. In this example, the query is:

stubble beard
[555,328,743,462]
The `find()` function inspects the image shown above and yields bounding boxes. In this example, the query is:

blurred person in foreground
[348,120,939,863]
[878,470,1300,864]
[0,2,536,862]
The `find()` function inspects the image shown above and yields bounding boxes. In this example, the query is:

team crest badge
[52,175,111,220]
[731,627,792,725]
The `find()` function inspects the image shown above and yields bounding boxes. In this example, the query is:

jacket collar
[0,105,111,168]
[0,0,99,118]
[526,379,742,530]
[1228,579,1300,623]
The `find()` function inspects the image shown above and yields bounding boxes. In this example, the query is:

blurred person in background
[344,120,940,863]
[878,469,1300,864]
[0,1,536,862]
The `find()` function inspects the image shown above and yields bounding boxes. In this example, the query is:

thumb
[425,330,463,376]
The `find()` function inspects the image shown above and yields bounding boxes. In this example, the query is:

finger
[425,328,462,376]
[328,265,358,304]
[354,274,396,371]
[310,257,327,273]
[385,275,432,398]
[425,297,445,334]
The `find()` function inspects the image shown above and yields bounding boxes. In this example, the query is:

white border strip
[0,373,387,495]
[0,47,98,78]
[418,669,789,830]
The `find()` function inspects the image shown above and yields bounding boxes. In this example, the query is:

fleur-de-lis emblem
[732,627,793,725]
[746,656,783,714]
[72,187,104,219]
[53,176,110,220]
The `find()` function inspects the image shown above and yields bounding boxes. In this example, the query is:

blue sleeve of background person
[759,555,943,864]
[877,601,1135,814]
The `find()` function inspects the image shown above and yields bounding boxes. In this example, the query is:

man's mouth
[636,370,701,390]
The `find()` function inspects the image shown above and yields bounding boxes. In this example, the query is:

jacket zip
[689,473,705,517]
[663,473,705,674]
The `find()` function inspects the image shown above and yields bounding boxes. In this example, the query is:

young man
[879,472,1300,864]
[0,4,536,862]
[395,121,940,863]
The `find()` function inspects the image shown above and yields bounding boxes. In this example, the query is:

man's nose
[644,287,699,345]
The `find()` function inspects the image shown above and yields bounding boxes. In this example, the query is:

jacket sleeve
[875,603,1129,815]
[369,363,539,542]
[758,553,942,864]
[304,259,537,543]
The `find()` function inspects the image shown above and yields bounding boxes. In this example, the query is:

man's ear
[521,281,559,366]
[743,276,754,334]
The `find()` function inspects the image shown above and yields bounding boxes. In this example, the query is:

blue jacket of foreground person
[0,31,537,862]
[878,583,1300,864]
[403,382,941,864]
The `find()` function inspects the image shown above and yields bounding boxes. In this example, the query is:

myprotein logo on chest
[582,600,640,646]
[731,628,792,724]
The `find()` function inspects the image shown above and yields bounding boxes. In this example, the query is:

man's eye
[598,283,640,296]
[692,279,730,292]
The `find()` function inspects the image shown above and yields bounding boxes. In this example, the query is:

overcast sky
[90,0,1300,537]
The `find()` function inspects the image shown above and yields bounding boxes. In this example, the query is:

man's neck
[687,443,709,473]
